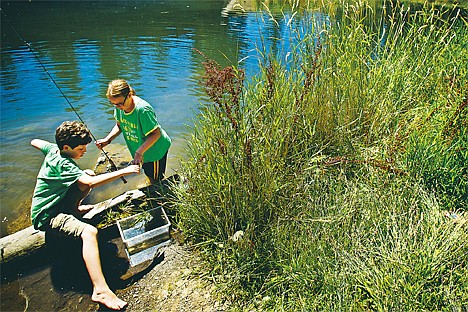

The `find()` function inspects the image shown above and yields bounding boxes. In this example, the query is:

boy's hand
[123,164,141,175]
[84,169,96,176]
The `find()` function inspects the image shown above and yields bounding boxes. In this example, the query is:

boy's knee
[81,224,98,240]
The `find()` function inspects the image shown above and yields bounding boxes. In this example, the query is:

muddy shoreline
[1,241,228,312]
[1,148,225,311]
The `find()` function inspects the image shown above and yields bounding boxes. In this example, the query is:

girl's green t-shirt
[114,97,171,162]
[31,142,84,230]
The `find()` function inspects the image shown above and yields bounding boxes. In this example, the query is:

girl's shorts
[142,152,168,182]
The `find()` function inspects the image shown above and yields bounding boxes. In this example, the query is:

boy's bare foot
[92,289,127,310]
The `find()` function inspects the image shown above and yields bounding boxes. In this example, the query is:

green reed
[172,1,467,310]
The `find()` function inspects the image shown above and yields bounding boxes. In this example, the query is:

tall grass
[172,1,467,310]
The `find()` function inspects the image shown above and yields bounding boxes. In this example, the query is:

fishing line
[1,8,127,183]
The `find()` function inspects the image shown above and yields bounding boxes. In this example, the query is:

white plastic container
[117,207,171,267]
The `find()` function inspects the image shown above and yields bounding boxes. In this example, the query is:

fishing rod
[1,8,127,183]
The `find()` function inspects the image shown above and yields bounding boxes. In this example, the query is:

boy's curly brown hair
[55,121,92,150]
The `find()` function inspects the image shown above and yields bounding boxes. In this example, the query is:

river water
[3,0,456,237]
[1,1,465,311]
[0,0,303,237]
[1,2,288,309]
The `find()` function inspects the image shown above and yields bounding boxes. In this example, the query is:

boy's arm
[31,139,49,150]
[77,164,140,189]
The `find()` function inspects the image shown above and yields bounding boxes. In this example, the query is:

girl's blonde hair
[106,79,136,98]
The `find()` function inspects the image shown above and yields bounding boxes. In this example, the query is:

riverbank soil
[117,243,229,312]
[1,241,228,312]
[1,146,225,311]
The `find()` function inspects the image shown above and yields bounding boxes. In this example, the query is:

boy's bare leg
[81,225,127,310]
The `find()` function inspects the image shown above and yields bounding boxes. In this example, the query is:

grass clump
[173,1,467,310]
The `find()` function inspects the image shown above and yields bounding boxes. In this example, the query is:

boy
[31,120,140,310]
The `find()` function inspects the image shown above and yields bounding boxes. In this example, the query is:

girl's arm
[95,123,121,149]
[133,128,161,165]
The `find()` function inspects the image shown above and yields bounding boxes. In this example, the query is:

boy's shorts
[46,213,88,238]
[43,182,90,238]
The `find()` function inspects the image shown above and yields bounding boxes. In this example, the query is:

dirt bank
[116,243,230,312]
[0,240,229,312]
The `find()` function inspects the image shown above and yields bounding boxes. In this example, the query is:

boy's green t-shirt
[31,142,85,230]
[114,97,171,162]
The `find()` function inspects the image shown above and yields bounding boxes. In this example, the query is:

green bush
[173,1,468,310]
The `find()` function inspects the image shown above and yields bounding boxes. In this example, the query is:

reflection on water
[1,0,300,237]
[2,0,463,310]
[2,0,452,236]
[0,0,331,237]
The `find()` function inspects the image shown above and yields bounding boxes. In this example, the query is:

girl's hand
[95,138,111,149]
[132,152,144,166]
